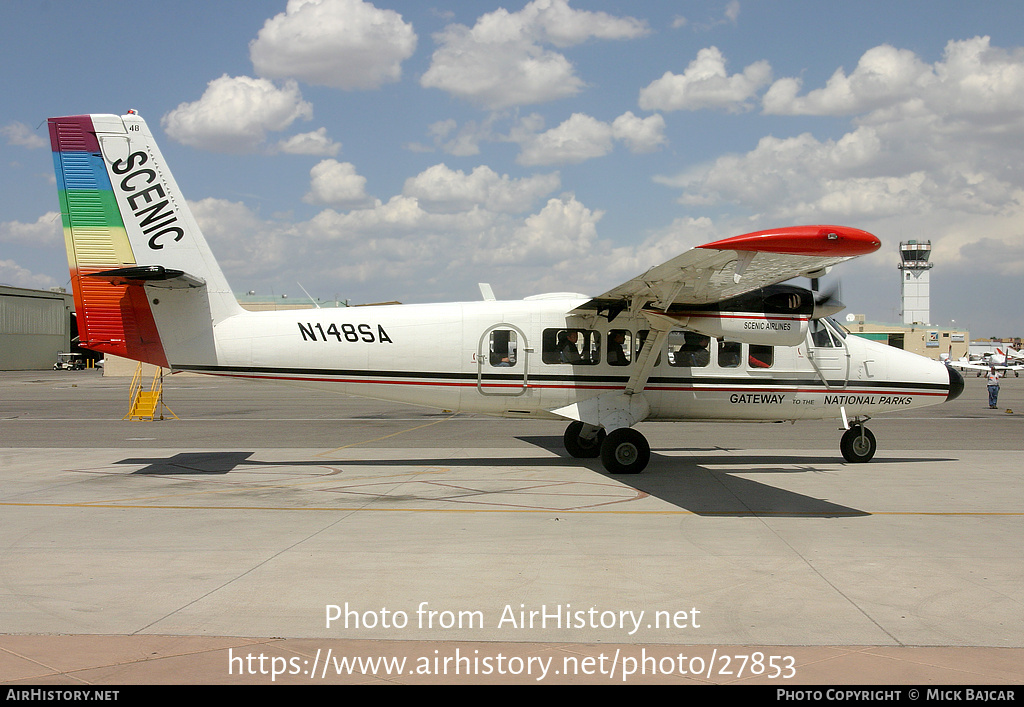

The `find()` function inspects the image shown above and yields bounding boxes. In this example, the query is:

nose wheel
[840,425,876,463]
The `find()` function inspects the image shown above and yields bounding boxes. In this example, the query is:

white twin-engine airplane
[50,111,964,474]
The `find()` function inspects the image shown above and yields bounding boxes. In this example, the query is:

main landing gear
[562,420,604,458]
[564,421,650,474]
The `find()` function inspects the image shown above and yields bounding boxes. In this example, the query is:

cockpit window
[810,319,840,347]
[826,317,847,339]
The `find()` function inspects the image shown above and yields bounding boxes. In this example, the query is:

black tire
[563,421,604,458]
[840,426,876,463]
[600,428,650,474]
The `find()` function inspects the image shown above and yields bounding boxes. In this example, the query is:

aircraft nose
[946,363,965,401]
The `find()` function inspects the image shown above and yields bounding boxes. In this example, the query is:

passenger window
[543,328,600,365]
[748,344,773,368]
[635,330,660,367]
[489,329,517,367]
[718,341,741,368]
[607,330,631,366]
[669,331,710,368]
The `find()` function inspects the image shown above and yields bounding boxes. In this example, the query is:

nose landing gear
[840,424,876,463]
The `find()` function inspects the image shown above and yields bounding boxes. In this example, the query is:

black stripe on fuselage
[174,364,950,393]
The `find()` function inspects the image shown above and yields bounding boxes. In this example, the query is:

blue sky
[3,0,1024,338]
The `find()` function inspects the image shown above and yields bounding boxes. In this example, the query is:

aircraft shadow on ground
[119,451,282,475]
[106,442,963,517]
[115,450,583,475]
[517,435,865,517]
[517,435,957,518]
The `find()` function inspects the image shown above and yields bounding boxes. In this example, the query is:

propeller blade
[812,284,845,319]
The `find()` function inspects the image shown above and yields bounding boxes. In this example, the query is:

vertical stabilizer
[49,112,242,367]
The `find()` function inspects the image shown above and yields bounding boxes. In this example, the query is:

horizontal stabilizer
[85,265,206,289]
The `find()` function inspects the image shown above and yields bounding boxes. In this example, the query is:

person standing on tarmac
[986,365,1002,409]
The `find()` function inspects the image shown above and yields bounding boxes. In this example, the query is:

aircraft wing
[950,360,1024,373]
[572,225,880,318]
[949,360,989,372]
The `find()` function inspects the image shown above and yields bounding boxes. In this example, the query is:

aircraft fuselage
[170,296,955,424]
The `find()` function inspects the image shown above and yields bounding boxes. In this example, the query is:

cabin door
[807,319,850,389]
[477,324,529,396]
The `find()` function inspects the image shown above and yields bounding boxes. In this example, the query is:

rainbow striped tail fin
[49,112,241,368]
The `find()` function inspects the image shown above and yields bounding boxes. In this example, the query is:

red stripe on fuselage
[180,370,947,397]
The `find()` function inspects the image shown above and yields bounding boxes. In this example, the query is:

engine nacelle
[675,311,809,346]
[658,285,815,346]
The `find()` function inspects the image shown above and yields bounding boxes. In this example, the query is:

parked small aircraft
[49,112,964,473]
[949,348,1023,377]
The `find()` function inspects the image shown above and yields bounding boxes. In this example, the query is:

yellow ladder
[125,364,179,421]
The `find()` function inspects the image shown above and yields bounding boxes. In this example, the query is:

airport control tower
[898,240,932,325]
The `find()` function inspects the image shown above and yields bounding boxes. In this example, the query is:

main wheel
[563,421,604,458]
[840,426,876,463]
[600,428,650,474]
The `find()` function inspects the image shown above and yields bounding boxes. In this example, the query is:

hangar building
[0,285,76,370]
[844,313,969,360]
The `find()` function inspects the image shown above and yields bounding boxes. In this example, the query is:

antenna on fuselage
[297,282,321,309]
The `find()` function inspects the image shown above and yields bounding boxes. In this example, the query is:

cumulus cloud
[498,195,603,265]
[187,181,609,303]
[515,113,615,165]
[521,0,650,47]
[188,197,296,282]
[611,112,668,154]
[513,111,666,165]
[656,37,1024,283]
[402,164,560,214]
[1,122,46,149]
[409,116,505,157]
[250,0,417,90]
[763,44,934,116]
[421,0,648,109]
[1,213,61,246]
[933,36,1024,120]
[0,260,58,290]
[657,126,971,224]
[162,75,313,152]
[638,46,772,113]
[764,36,1024,119]
[303,159,372,207]
[275,128,341,156]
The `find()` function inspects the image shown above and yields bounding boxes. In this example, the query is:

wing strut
[624,310,676,396]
